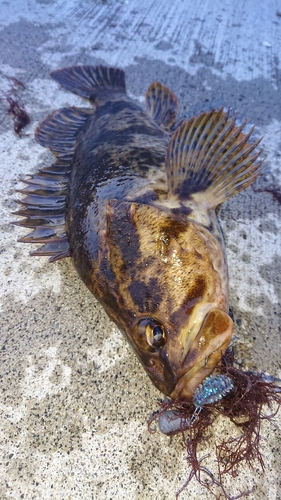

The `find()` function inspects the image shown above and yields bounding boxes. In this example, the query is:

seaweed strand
[148,350,281,499]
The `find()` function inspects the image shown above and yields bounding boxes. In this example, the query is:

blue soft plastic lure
[158,374,234,434]
[192,374,234,408]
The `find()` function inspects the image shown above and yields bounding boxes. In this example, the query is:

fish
[14,65,262,403]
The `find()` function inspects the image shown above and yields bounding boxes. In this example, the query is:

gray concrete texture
[0,0,281,498]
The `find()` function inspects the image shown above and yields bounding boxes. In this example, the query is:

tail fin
[51,65,126,101]
[165,108,262,208]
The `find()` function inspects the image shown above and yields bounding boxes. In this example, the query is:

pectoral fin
[166,108,262,208]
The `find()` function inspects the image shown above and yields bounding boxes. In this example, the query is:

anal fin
[166,108,262,208]
[146,82,178,131]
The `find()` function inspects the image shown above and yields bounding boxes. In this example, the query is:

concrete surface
[0,0,281,499]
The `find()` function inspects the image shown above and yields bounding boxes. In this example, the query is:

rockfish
[15,65,262,404]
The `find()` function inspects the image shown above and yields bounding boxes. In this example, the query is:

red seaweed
[148,350,281,499]
[0,72,30,134]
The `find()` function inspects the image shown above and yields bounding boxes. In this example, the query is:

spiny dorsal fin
[13,106,93,262]
[165,108,262,208]
[146,81,178,131]
[51,65,126,100]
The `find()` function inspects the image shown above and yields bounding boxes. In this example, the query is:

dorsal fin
[146,81,178,131]
[13,106,93,262]
[51,65,126,101]
[165,108,262,208]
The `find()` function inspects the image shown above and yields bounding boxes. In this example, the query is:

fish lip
[169,359,215,401]
[169,308,234,401]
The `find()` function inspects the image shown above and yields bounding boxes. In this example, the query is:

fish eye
[137,318,166,351]
[153,325,164,345]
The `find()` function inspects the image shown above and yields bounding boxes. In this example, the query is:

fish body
[15,66,262,402]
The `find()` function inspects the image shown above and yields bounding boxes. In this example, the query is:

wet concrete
[0,0,281,499]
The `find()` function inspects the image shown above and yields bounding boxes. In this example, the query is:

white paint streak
[0,403,26,424]
[28,78,88,111]
[22,347,71,401]
[87,328,129,373]
[261,119,281,177]
[227,212,280,314]
[1,0,280,82]
[226,120,281,315]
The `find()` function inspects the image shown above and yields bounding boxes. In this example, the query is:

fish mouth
[170,308,234,401]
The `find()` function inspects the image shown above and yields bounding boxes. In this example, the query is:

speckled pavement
[0,1,281,499]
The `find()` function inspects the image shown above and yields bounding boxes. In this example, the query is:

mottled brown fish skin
[66,94,169,285]
[100,201,231,398]
[67,94,232,397]
[65,89,249,401]
[17,66,262,402]
[66,92,227,399]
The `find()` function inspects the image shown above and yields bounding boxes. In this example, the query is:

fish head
[103,200,234,401]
